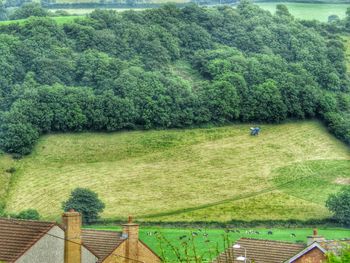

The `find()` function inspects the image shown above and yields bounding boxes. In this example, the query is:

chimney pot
[313,228,318,236]
[128,215,132,223]
[69,208,75,213]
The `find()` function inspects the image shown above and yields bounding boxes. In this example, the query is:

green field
[0,2,348,22]
[87,225,350,262]
[1,121,349,222]
[257,2,350,21]
[0,15,82,25]
[51,3,350,21]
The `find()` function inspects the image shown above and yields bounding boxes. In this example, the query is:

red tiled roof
[0,218,56,263]
[213,238,306,263]
[82,229,125,263]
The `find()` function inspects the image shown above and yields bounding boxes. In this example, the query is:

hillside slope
[2,121,349,222]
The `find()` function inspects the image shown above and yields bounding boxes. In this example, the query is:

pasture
[1,121,349,222]
[257,2,350,21]
[87,225,350,262]
[48,2,350,21]
[0,15,82,25]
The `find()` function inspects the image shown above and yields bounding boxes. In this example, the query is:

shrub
[16,209,40,220]
[62,188,105,224]
[5,167,16,174]
[326,246,350,262]
[326,187,350,226]
[9,3,48,20]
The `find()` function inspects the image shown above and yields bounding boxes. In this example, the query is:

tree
[250,80,287,123]
[276,4,292,18]
[327,246,350,263]
[0,111,39,155]
[205,80,240,123]
[328,15,340,24]
[0,0,7,21]
[9,3,48,20]
[326,187,350,226]
[16,209,40,220]
[62,188,105,224]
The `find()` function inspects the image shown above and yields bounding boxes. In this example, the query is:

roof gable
[81,229,125,263]
[285,242,326,263]
[213,238,306,263]
[0,218,56,263]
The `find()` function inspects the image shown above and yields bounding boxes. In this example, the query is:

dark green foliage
[0,1,7,21]
[62,188,105,224]
[0,3,349,154]
[9,3,48,20]
[5,167,16,173]
[326,187,350,226]
[15,209,40,220]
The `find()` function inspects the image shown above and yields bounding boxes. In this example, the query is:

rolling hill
[1,121,349,222]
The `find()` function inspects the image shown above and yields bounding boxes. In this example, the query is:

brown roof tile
[0,218,56,263]
[82,229,125,263]
[213,238,306,263]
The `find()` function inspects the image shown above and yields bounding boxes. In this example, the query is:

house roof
[213,238,306,263]
[81,229,126,263]
[0,218,56,263]
[285,242,327,263]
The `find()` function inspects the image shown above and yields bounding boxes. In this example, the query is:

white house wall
[16,226,65,263]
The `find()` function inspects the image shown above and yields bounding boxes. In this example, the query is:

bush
[326,246,350,262]
[5,167,16,174]
[62,188,105,224]
[16,209,40,220]
[326,187,350,226]
[9,3,49,20]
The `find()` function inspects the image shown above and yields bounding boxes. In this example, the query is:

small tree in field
[62,188,105,224]
[326,187,350,226]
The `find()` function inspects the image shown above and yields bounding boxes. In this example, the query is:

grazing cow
[179,235,187,240]
[255,231,260,235]
[203,233,208,238]
[192,232,198,236]
[291,233,296,238]
[268,231,273,235]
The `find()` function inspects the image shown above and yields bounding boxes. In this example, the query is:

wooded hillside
[0,1,349,155]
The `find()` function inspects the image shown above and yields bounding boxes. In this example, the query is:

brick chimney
[122,216,139,262]
[307,228,325,245]
[62,209,82,263]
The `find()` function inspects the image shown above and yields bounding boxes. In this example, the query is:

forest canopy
[0,1,349,155]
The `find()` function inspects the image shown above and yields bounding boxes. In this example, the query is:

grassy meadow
[87,225,350,262]
[0,15,82,25]
[1,2,348,22]
[1,121,349,222]
[257,2,350,22]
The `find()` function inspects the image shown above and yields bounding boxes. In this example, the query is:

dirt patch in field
[334,178,350,185]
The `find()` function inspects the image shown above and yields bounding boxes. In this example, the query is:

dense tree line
[0,1,349,155]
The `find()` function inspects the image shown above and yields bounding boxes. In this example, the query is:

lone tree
[62,188,105,224]
[326,187,350,226]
